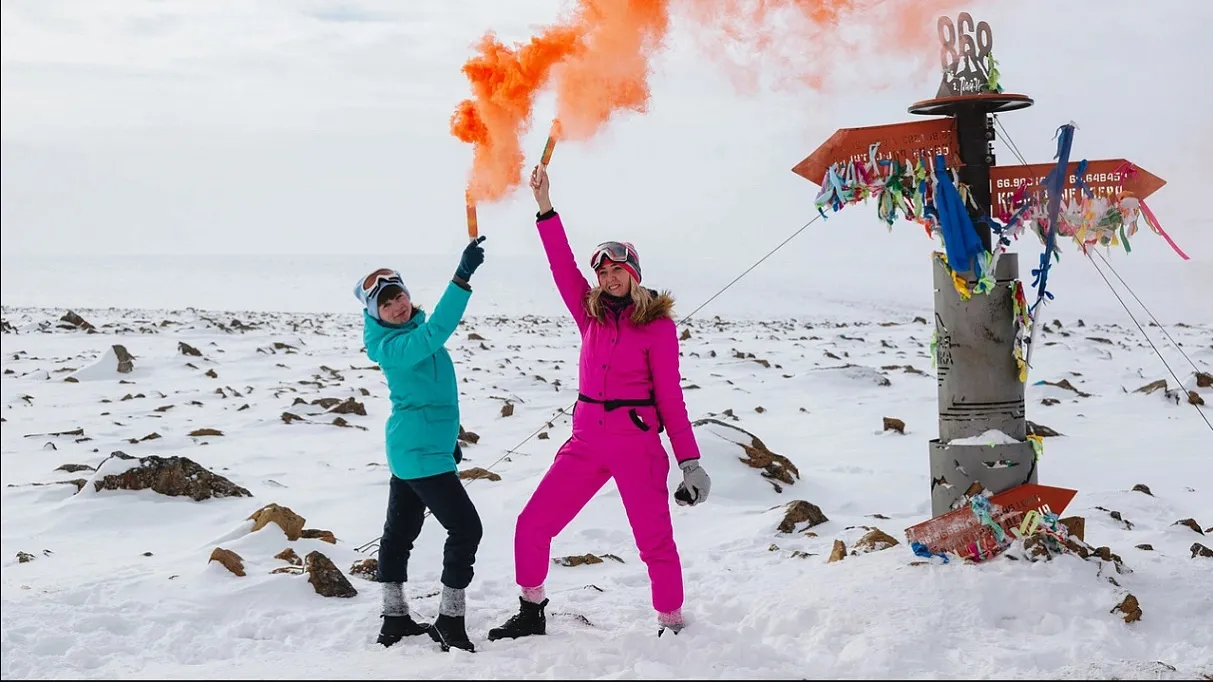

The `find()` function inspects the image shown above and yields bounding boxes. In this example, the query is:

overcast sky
[2,0,1211,272]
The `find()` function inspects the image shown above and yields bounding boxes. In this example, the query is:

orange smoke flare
[452,0,970,204]
[465,190,479,240]
[539,119,562,166]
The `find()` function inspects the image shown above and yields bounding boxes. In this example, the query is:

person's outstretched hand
[455,235,487,283]
[530,164,553,215]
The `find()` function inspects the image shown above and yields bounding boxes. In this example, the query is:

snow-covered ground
[3,295,1210,680]
[4,0,1212,677]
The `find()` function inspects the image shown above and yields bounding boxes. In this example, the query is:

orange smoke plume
[451,0,972,204]
[681,0,970,93]
[450,24,586,203]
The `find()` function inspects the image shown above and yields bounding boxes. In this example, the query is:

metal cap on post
[907,14,1033,253]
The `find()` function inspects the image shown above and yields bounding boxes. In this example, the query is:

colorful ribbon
[1026,434,1044,461]
[813,143,939,234]
[1011,280,1032,383]
[969,494,1008,546]
[984,52,1003,93]
[1032,123,1076,316]
[911,541,951,563]
[932,153,986,280]
[935,252,972,300]
[1140,199,1189,260]
[807,125,1186,384]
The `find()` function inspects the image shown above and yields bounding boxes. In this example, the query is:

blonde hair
[585,276,666,325]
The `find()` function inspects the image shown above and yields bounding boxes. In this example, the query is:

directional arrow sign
[793,117,957,185]
[988,483,1077,517]
[990,160,1166,214]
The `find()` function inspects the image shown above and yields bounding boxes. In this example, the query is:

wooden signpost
[990,160,1166,214]
[791,117,958,185]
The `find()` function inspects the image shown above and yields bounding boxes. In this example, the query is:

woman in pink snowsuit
[488,164,712,641]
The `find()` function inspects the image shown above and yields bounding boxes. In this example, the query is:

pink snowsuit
[513,211,702,616]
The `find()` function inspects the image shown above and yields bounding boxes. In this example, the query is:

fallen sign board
[793,117,957,185]
[990,159,1166,215]
[904,483,1078,560]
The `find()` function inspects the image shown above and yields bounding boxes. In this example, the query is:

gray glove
[674,459,711,506]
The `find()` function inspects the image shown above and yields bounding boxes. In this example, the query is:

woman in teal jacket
[355,236,487,653]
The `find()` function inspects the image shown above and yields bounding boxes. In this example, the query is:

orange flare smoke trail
[451,0,970,204]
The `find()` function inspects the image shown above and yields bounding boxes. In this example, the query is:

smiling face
[378,289,413,325]
[596,262,633,297]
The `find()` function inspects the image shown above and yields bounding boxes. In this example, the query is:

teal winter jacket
[362,280,471,480]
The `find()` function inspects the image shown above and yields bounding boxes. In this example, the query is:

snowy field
[5,0,1213,677]
[2,289,1210,680]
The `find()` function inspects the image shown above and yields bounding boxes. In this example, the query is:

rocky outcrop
[305,551,357,598]
[92,452,252,501]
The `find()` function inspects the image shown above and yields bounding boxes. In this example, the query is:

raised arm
[368,280,471,369]
[530,164,590,333]
[649,317,701,464]
[536,210,591,333]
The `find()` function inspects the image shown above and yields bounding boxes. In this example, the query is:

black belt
[577,393,656,411]
[577,393,663,433]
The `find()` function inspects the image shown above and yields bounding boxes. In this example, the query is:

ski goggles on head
[358,268,404,304]
[589,241,639,271]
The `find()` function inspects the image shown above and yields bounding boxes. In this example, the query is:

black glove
[455,236,487,282]
[453,444,464,465]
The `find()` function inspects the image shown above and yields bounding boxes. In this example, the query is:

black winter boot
[428,614,476,652]
[487,597,548,641]
[377,614,431,647]
[657,622,685,637]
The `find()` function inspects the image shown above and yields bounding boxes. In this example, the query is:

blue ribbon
[931,154,986,278]
[1072,158,1094,200]
[976,215,1012,250]
[815,165,849,218]
[1033,124,1076,307]
[911,541,950,563]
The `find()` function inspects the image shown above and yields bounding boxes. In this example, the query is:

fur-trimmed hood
[587,287,675,325]
[634,288,675,324]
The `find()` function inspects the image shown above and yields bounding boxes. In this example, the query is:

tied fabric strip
[1024,123,1076,370]
[935,253,972,300]
[1114,163,1181,257]
[1026,434,1044,461]
[1011,280,1032,383]
[1017,509,1044,538]
[812,142,941,236]
[973,251,996,295]
[1010,509,1070,550]
[911,541,950,563]
[1140,200,1190,260]
[985,52,1003,93]
[932,154,986,280]
[969,495,1008,546]
[1033,122,1076,312]
[1041,191,1189,260]
[1071,159,1095,201]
